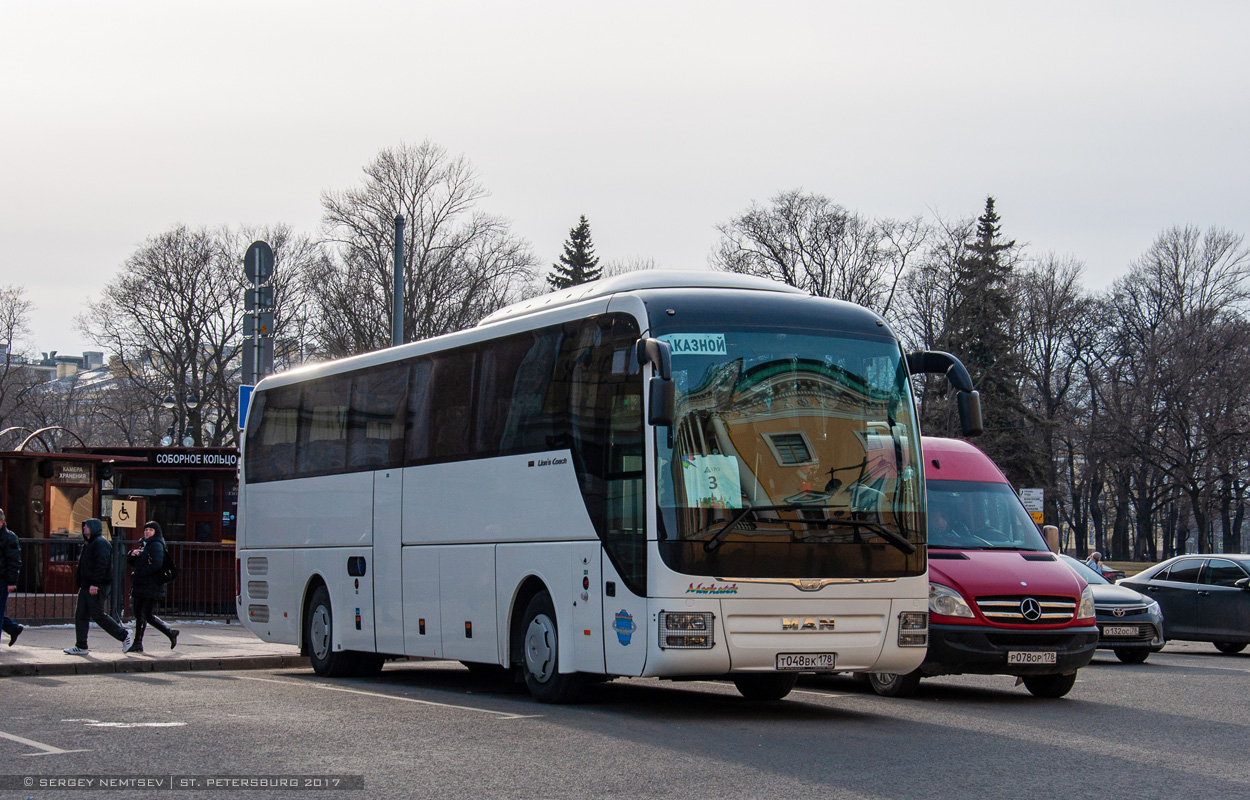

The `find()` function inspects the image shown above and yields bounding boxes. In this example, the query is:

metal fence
[10,537,236,624]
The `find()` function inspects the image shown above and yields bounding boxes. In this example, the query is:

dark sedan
[1118,554,1250,654]
[1058,554,1165,663]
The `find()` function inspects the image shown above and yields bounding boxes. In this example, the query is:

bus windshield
[654,328,925,579]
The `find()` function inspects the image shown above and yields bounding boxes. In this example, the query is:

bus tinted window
[480,329,563,457]
[247,384,300,482]
[296,375,350,477]
[348,363,409,471]
[427,349,477,463]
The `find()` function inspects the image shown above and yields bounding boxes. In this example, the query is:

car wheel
[1022,671,1077,698]
[305,586,359,677]
[520,591,584,703]
[1214,642,1247,655]
[1114,648,1149,664]
[868,670,922,698]
[733,673,798,701]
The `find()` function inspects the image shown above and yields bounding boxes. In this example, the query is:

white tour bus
[236,271,981,702]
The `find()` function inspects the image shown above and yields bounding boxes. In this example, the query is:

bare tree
[78,225,248,447]
[600,255,660,279]
[711,190,917,315]
[0,285,41,430]
[315,141,538,357]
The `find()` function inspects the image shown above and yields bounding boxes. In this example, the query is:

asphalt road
[3,642,1247,800]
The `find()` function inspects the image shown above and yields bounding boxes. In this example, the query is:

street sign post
[1020,488,1044,524]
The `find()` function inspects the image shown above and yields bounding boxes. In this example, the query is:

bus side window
[429,350,476,462]
[246,386,300,483]
[349,363,410,471]
[296,374,350,477]
[482,329,562,457]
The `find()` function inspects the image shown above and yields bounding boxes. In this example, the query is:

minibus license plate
[776,653,836,671]
[1007,651,1056,665]
[1102,626,1138,637]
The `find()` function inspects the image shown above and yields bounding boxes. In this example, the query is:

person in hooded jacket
[0,507,25,646]
[125,520,178,652]
[64,518,131,655]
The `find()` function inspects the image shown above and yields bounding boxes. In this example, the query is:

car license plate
[1007,651,1057,665]
[1102,626,1138,637]
[776,653,836,671]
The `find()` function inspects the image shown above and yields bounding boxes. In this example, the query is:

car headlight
[1078,586,1096,620]
[929,583,974,619]
[1144,599,1161,615]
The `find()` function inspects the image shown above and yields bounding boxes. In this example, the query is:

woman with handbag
[125,520,179,652]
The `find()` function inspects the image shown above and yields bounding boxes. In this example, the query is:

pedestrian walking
[125,521,178,652]
[0,507,25,646]
[64,518,132,655]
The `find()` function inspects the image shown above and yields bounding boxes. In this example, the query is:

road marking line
[233,676,542,720]
[0,730,91,757]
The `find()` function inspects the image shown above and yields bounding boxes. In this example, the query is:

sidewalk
[0,621,308,677]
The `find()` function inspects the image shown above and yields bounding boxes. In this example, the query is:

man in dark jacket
[64,518,131,655]
[125,520,178,652]
[0,507,25,646]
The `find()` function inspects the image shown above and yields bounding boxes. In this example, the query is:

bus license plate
[776,653,836,671]
[1102,626,1138,637]
[1007,651,1056,665]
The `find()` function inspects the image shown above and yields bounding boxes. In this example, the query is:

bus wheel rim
[310,606,331,660]
[525,615,556,683]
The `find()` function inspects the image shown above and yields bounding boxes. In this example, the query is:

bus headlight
[929,583,974,619]
[898,611,928,647]
[659,611,715,649]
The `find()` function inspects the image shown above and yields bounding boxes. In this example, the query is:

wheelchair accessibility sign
[113,500,139,528]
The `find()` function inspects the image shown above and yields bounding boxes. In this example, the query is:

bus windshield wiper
[826,519,917,555]
[703,504,839,553]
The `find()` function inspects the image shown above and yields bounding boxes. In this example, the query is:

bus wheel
[306,586,358,677]
[520,591,584,704]
[1022,671,1077,698]
[868,670,922,698]
[733,673,798,701]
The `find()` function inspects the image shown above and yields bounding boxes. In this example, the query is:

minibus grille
[975,595,1075,624]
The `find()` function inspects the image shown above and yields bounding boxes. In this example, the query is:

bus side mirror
[637,338,675,427]
[1043,525,1059,553]
[906,350,983,438]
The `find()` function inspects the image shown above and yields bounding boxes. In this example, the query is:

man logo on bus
[614,610,636,645]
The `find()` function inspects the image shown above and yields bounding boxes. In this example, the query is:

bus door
[373,469,405,654]
[601,554,647,676]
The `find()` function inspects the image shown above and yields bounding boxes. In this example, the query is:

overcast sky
[3,1,1247,356]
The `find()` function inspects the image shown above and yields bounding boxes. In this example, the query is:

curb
[0,655,310,678]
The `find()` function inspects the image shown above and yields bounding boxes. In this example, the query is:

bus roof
[921,436,1011,485]
[477,270,805,326]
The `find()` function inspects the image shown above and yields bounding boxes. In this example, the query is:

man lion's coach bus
[236,271,981,703]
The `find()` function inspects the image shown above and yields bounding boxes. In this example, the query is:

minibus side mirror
[1042,525,1059,553]
[637,338,675,426]
[905,350,983,437]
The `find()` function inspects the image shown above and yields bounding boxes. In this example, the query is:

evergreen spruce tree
[548,215,601,290]
[941,197,1044,487]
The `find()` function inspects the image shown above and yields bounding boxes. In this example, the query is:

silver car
[1059,554,1165,663]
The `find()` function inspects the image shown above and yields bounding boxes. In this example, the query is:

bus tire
[868,670,922,698]
[1022,671,1077,698]
[306,586,359,677]
[520,591,583,704]
[733,673,798,701]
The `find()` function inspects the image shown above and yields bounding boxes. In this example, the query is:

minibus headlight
[929,583,974,619]
[659,611,715,649]
[1078,586,1096,620]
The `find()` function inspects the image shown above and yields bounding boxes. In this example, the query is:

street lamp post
[161,392,200,447]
